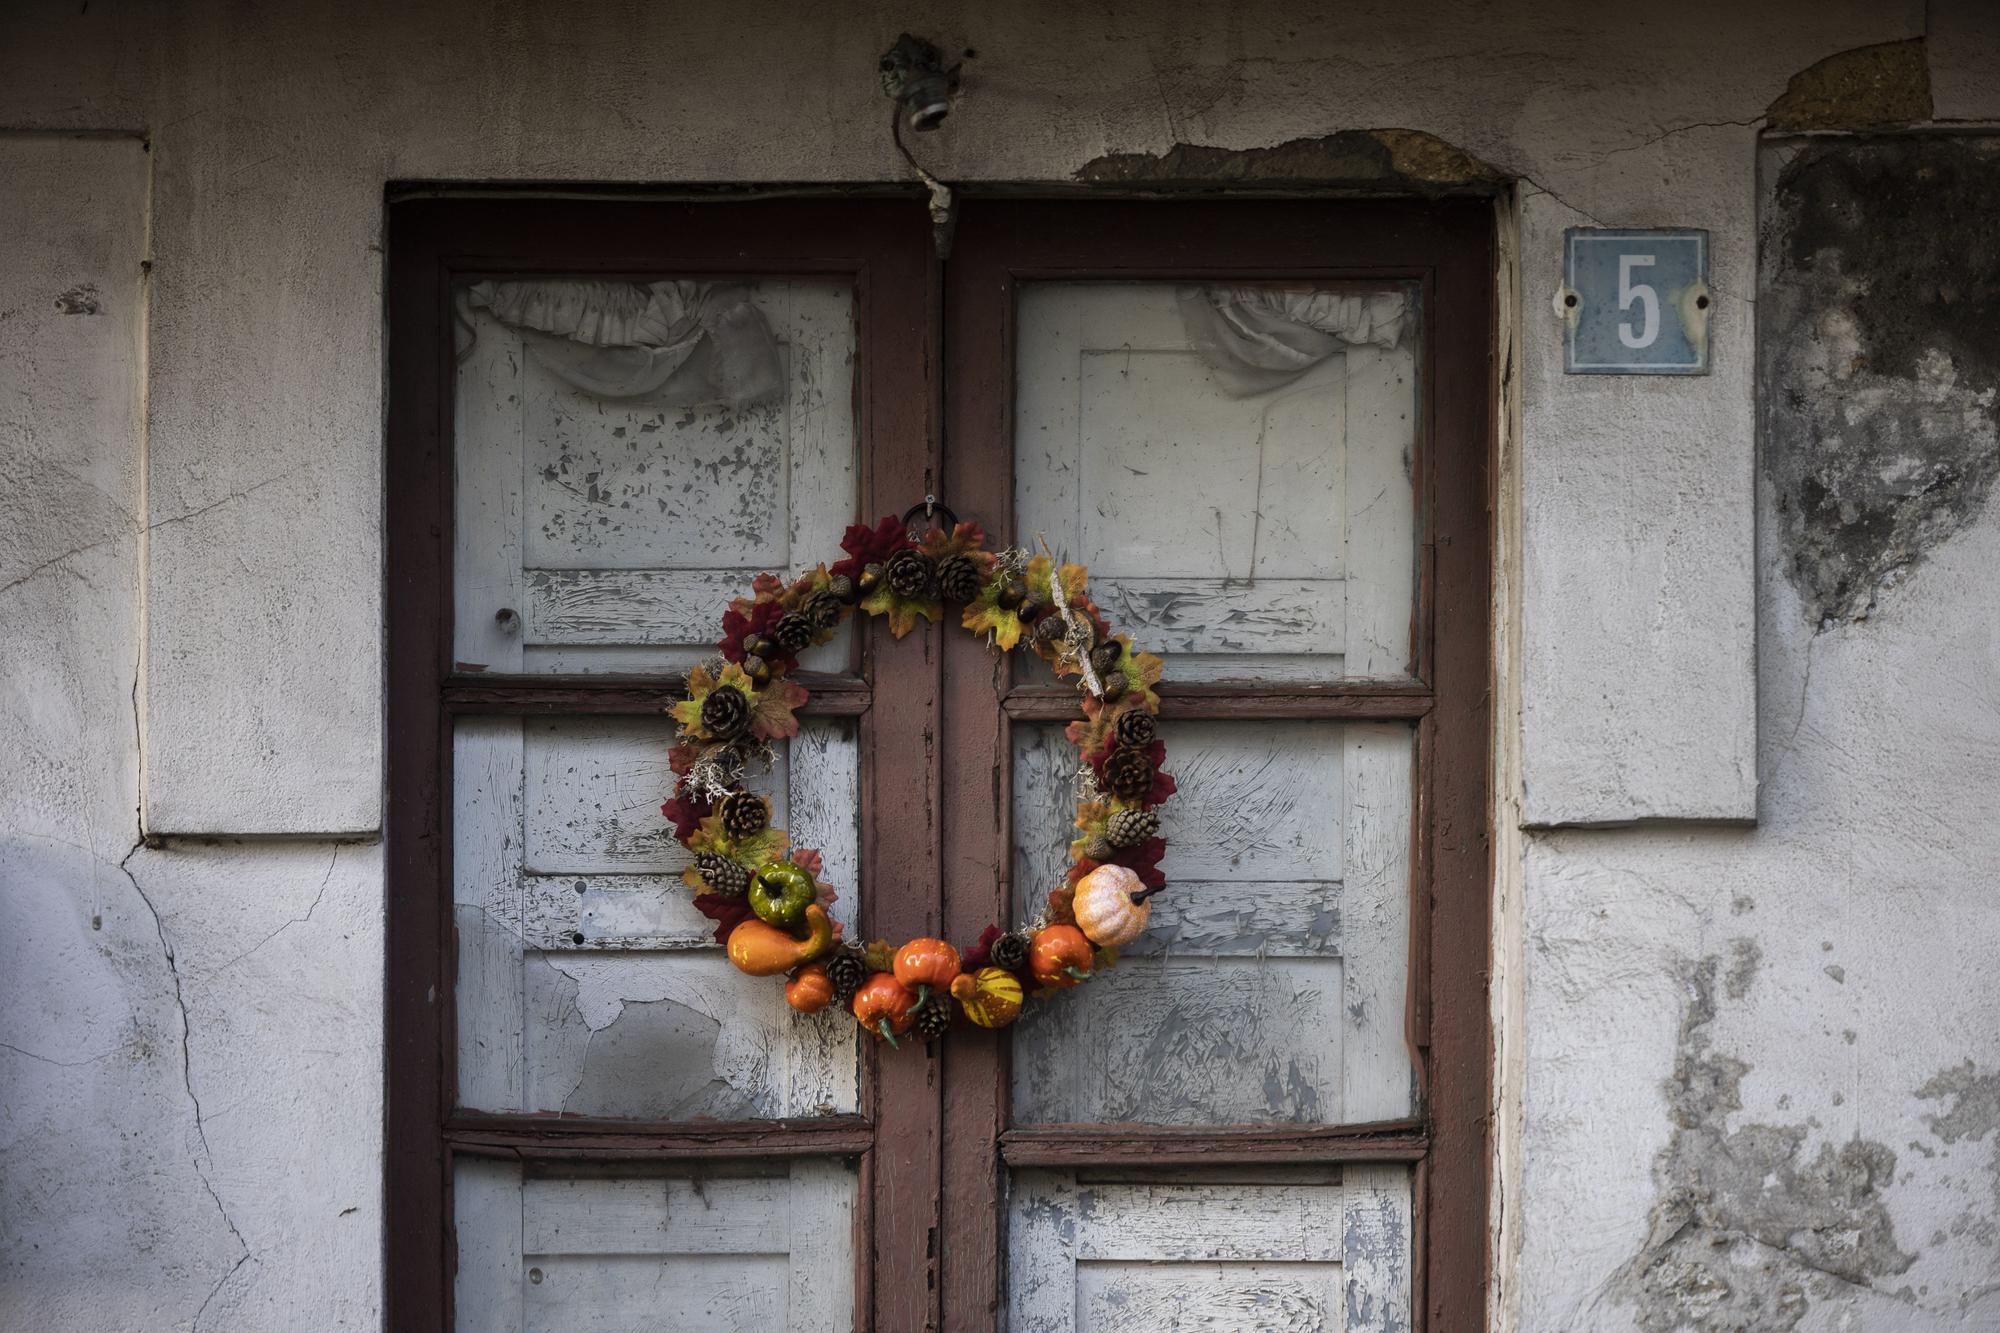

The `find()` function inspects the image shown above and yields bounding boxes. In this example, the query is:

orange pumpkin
[893,937,962,992]
[1029,924,1094,989]
[851,972,918,1046]
[726,904,835,977]
[950,968,1024,1028]
[784,964,835,1014]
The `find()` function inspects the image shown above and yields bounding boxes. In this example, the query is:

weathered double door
[388,197,1492,1330]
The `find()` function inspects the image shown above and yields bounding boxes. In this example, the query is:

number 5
[1618,254,1659,349]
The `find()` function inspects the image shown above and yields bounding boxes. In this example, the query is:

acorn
[1099,671,1128,702]
[1035,614,1068,643]
[996,578,1027,611]
[1114,708,1157,749]
[740,654,772,688]
[1082,833,1115,863]
[858,563,884,597]
[1090,641,1122,675]
[743,633,773,660]
[827,573,859,605]
[699,684,752,740]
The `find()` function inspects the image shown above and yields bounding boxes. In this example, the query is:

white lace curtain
[1178,287,1407,396]
[459,279,784,408]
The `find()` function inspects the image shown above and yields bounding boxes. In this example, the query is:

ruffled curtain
[460,279,783,408]
[1178,287,1407,396]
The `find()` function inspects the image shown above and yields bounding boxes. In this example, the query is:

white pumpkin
[1071,863,1153,948]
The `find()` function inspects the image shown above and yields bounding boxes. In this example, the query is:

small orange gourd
[1071,864,1157,948]
[851,972,918,1046]
[893,937,962,993]
[785,963,835,1014]
[1029,924,1095,989]
[726,904,835,977]
[949,968,1024,1028]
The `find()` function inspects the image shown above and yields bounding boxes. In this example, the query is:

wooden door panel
[453,715,860,1118]
[1009,720,1413,1126]
[453,276,859,677]
[1013,282,1417,684]
[455,1159,856,1332]
[1008,1166,1413,1332]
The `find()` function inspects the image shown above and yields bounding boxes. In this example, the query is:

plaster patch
[1608,952,1914,1331]
[1760,135,2000,627]
[1072,129,1499,189]
[1917,1061,2000,1248]
[1766,39,1932,132]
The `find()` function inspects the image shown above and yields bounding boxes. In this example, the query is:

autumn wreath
[662,508,1177,1046]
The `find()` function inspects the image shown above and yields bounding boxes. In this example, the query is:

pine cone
[885,547,936,600]
[1090,641,1122,675]
[912,990,954,1039]
[700,684,752,739]
[720,791,769,840]
[1099,671,1128,702]
[990,931,1031,974]
[935,553,984,603]
[1114,708,1157,749]
[826,949,868,1003]
[1103,745,1154,800]
[695,852,749,897]
[770,611,815,654]
[805,590,845,630]
[1106,807,1160,849]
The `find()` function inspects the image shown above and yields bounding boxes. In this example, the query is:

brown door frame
[387,192,1493,1330]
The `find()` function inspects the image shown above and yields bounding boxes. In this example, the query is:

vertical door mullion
[939,229,1015,1331]
[858,228,948,1332]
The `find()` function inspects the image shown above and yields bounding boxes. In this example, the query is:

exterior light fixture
[879,33,959,132]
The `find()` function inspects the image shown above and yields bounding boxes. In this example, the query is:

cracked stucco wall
[3,2,2000,1330]
[1,135,382,1330]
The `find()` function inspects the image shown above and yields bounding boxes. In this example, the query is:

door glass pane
[1010,720,1413,1125]
[454,715,860,1118]
[1014,281,1418,682]
[454,276,858,675]
[456,1158,856,1331]
[1007,1164,1411,1331]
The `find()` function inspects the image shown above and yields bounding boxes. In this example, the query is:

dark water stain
[54,284,100,315]
[1761,135,2000,628]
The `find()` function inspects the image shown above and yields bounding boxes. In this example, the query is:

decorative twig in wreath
[662,506,1177,1046]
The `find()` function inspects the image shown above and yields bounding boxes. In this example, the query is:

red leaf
[662,792,713,841]
[719,598,796,671]
[693,893,754,945]
[961,923,1003,970]
[829,514,914,582]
